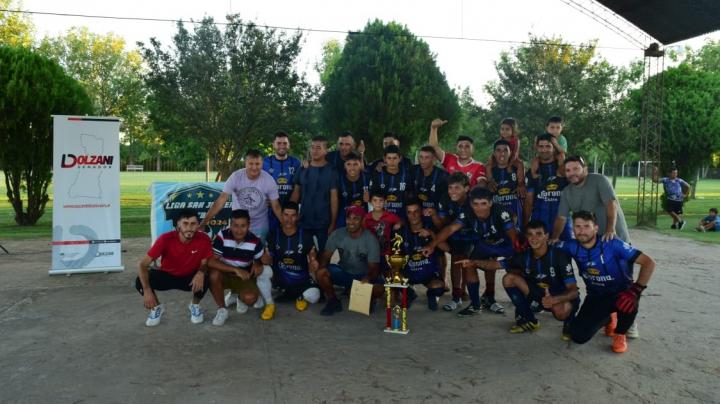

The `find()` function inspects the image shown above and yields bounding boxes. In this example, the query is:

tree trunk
[4,168,50,226]
[691,169,700,199]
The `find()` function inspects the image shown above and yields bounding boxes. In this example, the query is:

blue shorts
[328,264,383,288]
[470,241,514,260]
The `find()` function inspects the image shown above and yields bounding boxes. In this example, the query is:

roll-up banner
[50,116,123,275]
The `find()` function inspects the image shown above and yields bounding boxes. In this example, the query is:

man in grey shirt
[313,206,382,316]
[551,155,630,243]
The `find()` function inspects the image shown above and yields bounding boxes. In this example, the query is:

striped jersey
[211,228,264,268]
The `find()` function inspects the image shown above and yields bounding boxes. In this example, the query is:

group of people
[136,116,657,354]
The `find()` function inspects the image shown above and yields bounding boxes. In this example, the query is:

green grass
[1,173,719,244]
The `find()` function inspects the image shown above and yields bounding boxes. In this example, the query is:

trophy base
[383,283,409,289]
[384,328,410,335]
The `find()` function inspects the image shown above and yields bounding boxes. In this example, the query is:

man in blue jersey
[395,199,448,311]
[336,151,369,228]
[435,172,474,311]
[557,211,655,353]
[413,145,448,230]
[263,131,302,230]
[461,220,579,339]
[326,131,365,174]
[263,202,321,312]
[488,139,522,228]
[524,134,571,240]
[652,166,691,230]
[425,188,521,317]
[367,132,414,173]
[369,145,415,220]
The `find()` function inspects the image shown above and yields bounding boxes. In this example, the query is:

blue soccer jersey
[337,172,369,227]
[502,246,576,294]
[456,203,514,247]
[263,155,301,203]
[267,227,315,286]
[557,238,641,296]
[661,177,689,202]
[528,162,569,234]
[396,227,442,284]
[369,167,415,219]
[491,166,522,222]
[438,196,478,244]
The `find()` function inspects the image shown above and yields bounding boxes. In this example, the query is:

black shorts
[448,239,474,257]
[666,199,683,215]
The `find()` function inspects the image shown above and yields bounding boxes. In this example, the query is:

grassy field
[1,172,719,244]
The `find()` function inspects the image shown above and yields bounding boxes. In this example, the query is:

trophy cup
[384,233,410,334]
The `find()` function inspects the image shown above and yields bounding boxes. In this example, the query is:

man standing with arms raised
[428,118,487,188]
[202,149,281,242]
[291,135,339,252]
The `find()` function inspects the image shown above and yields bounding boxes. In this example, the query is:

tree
[644,63,720,189]
[484,36,622,160]
[321,20,460,160]
[316,39,342,88]
[0,0,34,47]
[37,28,149,164]
[0,46,93,225]
[139,15,311,180]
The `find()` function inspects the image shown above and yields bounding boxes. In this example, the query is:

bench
[126,164,144,172]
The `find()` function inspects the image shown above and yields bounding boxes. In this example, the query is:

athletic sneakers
[261,303,276,320]
[320,297,342,316]
[236,301,249,314]
[443,298,462,311]
[407,288,418,309]
[626,321,639,339]
[509,319,540,333]
[427,295,439,311]
[295,297,309,311]
[189,303,204,324]
[224,291,237,307]
[612,334,628,353]
[145,303,164,327]
[481,295,505,314]
[253,296,265,309]
[561,322,572,341]
[604,312,617,336]
[457,304,481,317]
[678,220,686,230]
[670,223,678,229]
[212,307,229,326]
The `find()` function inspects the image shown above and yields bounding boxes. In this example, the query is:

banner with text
[150,182,231,244]
[51,116,123,275]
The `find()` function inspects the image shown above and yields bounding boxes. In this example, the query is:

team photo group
[136,116,656,355]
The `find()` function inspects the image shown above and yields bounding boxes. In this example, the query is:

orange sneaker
[604,312,617,336]
[612,334,627,353]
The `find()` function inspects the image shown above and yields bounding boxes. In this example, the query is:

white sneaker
[443,298,462,311]
[626,321,639,339]
[253,295,265,309]
[212,308,229,326]
[145,304,164,327]
[236,300,249,314]
[224,291,238,307]
[189,303,204,324]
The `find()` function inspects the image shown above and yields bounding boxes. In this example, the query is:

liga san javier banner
[150,182,232,244]
[50,116,123,275]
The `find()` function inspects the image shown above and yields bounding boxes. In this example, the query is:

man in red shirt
[135,209,213,327]
[428,118,487,188]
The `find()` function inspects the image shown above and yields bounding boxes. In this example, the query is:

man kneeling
[501,220,578,339]
[135,209,212,326]
[264,202,322,312]
[208,209,275,326]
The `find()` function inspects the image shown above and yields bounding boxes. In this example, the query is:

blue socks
[506,287,535,322]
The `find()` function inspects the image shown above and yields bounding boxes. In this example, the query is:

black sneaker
[679,220,686,230]
[407,287,417,309]
[427,294,439,311]
[457,304,481,317]
[320,297,342,316]
[561,321,572,341]
[670,223,677,229]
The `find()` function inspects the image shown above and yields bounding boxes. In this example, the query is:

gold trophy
[384,233,410,334]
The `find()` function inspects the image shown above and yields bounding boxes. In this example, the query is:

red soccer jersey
[441,152,487,188]
[147,231,213,277]
[507,135,520,160]
[364,211,402,256]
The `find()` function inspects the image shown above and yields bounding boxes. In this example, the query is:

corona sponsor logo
[277,177,288,184]
[537,282,549,289]
[587,268,600,276]
[386,195,397,202]
[61,154,114,168]
[546,183,559,191]
[412,253,423,261]
[418,194,428,201]
[282,257,295,265]
[498,188,511,196]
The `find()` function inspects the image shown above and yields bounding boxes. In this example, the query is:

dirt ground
[0,229,718,404]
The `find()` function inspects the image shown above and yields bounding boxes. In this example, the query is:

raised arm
[428,118,448,163]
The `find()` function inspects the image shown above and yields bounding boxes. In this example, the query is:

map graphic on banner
[51,116,123,275]
[150,182,232,243]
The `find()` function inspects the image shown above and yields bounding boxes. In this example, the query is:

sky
[19,0,720,105]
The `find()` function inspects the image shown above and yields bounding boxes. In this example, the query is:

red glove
[616,283,645,314]
[512,235,528,252]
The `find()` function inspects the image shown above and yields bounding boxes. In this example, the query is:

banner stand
[50,115,124,275]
